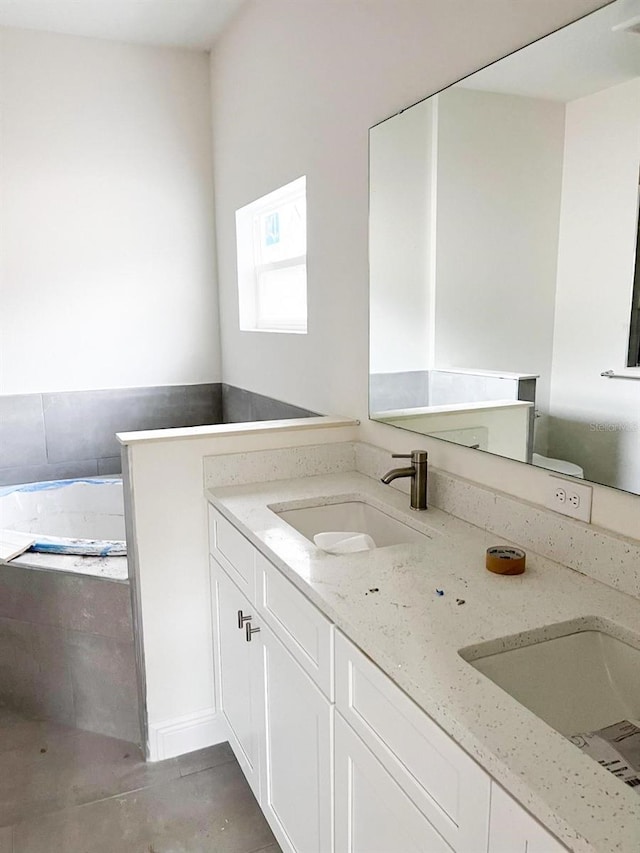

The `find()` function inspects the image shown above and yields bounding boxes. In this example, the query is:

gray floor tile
[177,742,235,777]
[0,729,179,826]
[0,826,12,853]
[0,709,78,756]
[12,761,278,853]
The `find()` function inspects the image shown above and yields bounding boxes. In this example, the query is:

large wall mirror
[369,0,640,496]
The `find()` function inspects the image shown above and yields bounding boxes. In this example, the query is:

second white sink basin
[275,500,429,548]
[464,628,640,736]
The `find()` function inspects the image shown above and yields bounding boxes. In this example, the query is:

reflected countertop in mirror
[369,0,640,496]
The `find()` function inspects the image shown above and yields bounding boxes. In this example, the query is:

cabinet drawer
[256,553,333,699]
[208,505,255,598]
[335,630,490,853]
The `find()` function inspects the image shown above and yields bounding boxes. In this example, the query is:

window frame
[236,176,308,335]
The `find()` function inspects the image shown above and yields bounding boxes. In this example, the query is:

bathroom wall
[210,0,640,535]
[548,78,640,493]
[0,27,220,395]
[210,0,606,422]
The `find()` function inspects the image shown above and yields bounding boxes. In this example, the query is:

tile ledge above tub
[117,415,358,446]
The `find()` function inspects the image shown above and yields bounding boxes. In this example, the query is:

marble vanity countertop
[206,472,640,853]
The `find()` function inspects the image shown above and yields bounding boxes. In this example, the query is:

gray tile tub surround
[0,565,140,744]
[0,395,47,469]
[369,370,430,413]
[0,383,317,487]
[0,384,223,486]
[221,383,318,423]
[42,383,223,464]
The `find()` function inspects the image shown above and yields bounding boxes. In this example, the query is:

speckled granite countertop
[206,472,640,853]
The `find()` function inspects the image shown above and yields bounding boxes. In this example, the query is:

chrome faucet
[381,450,428,511]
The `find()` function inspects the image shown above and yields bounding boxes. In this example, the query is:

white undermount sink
[463,628,640,737]
[274,500,429,548]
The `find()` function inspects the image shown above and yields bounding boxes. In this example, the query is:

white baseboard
[148,708,228,761]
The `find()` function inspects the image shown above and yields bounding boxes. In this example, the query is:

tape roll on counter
[486,546,526,575]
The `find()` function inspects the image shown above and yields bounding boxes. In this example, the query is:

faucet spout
[380,450,428,511]
[380,466,415,485]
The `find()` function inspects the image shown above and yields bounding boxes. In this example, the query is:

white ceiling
[459,0,640,102]
[0,0,248,50]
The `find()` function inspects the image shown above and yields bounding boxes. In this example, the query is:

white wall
[369,100,434,374]
[0,28,220,394]
[210,0,608,419]
[434,87,565,421]
[549,78,640,492]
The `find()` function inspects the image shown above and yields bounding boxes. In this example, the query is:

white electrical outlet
[545,476,592,522]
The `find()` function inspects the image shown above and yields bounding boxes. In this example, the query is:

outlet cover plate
[546,476,593,522]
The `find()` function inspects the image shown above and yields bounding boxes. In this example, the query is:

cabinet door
[212,565,260,797]
[258,621,333,853]
[335,713,454,853]
[488,783,567,853]
[335,631,490,852]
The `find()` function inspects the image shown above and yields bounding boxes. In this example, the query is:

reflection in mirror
[369,0,640,496]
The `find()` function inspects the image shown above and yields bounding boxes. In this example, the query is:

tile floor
[0,707,281,853]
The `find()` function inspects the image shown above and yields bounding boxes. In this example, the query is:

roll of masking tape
[486,546,526,575]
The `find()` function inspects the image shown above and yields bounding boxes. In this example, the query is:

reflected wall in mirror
[369,0,640,496]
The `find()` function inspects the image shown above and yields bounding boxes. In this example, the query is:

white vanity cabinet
[211,563,261,797]
[488,783,567,853]
[209,506,333,853]
[335,630,491,853]
[208,503,569,853]
[257,620,333,853]
[334,712,456,853]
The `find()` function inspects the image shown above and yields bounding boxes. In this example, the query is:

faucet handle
[391,450,428,463]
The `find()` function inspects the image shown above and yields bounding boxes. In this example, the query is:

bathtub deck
[5,552,128,581]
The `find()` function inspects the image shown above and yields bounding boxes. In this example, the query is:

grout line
[0,613,132,643]
[177,753,237,779]
[5,764,183,830]
[245,842,280,853]
[39,393,49,466]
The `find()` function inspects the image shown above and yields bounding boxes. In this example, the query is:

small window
[236,176,307,333]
